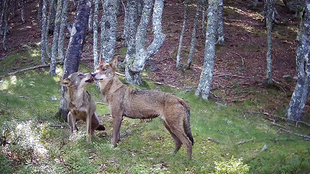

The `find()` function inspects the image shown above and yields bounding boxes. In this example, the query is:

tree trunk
[124,0,139,84]
[100,0,117,63]
[58,0,91,119]
[202,0,207,38]
[1,0,8,51]
[195,0,218,99]
[216,0,224,44]
[93,0,99,70]
[126,0,165,85]
[266,0,273,85]
[176,0,189,69]
[40,0,48,65]
[287,0,310,121]
[58,0,68,62]
[186,0,201,69]
[21,0,25,23]
[50,0,63,75]
[88,0,93,32]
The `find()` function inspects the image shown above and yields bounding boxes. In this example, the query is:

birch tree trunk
[176,0,189,69]
[50,0,63,75]
[126,0,165,85]
[287,0,310,121]
[58,0,91,119]
[58,0,68,62]
[93,0,99,70]
[100,0,117,63]
[40,0,48,65]
[186,0,201,69]
[195,0,218,99]
[88,0,93,31]
[266,0,273,85]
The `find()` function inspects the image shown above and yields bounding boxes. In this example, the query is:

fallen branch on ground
[236,139,254,145]
[276,128,310,139]
[0,62,63,80]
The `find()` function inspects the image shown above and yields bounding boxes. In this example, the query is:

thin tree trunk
[195,0,218,99]
[287,0,310,121]
[40,0,48,65]
[266,0,273,85]
[46,0,56,59]
[58,0,68,62]
[38,0,43,26]
[2,0,8,51]
[202,0,207,38]
[59,0,91,119]
[50,0,63,75]
[186,0,201,69]
[216,0,224,44]
[176,0,189,69]
[93,0,99,70]
[21,0,25,23]
[88,0,93,31]
[100,0,117,63]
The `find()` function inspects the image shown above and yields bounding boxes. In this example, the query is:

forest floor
[0,0,306,115]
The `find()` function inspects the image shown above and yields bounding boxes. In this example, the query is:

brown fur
[91,58,194,158]
[60,72,105,143]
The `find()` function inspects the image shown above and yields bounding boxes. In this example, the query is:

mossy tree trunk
[287,0,310,121]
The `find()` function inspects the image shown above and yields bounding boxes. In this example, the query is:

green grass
[0,50,310,173]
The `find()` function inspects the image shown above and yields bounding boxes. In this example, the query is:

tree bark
[216,0,224,44]
[186,0,201,69]
[124,0,138,84]
[195,0,218,99]
[58,0,68,62]
[93,0,99,70]
[287,0,310,121]
[40,0,48,65]
[1,0,8,51]
[202,0,207,38]
[21,0,25,23]
[266,0,273,85]
[126,0,165,85]
[50,0,63,75]
[176,0,189,69]
[58,0,91,119]
[100,0,117,63]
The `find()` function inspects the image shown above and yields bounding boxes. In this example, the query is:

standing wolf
[60,72,105,143]
[91,58,194,159]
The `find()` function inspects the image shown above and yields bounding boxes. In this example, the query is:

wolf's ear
[59,78,71,87]
[110,58,118,70]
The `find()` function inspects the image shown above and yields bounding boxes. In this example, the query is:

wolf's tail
[180,100,194,145]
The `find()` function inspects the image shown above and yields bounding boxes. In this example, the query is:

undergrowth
[0,51,309,173]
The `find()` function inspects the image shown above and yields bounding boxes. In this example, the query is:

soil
[0,0,300,104]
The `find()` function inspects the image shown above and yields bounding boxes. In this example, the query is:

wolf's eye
[78,74,84,77]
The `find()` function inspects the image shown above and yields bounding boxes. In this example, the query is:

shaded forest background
[0,0,305,115]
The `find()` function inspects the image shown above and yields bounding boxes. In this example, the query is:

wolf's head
[60,72,94,89]
[91,58,118,81]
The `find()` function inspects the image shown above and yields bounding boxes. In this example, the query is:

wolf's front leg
[86,114,92,143]
[111,116,122,147]
[67,112,77,133]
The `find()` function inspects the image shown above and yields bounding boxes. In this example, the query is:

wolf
[91,58,194,158]
[60,72,105,143]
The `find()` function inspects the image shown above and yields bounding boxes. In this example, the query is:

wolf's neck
[101,76,124,96]
[67,87,84,107]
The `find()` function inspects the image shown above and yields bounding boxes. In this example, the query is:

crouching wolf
[60,72,105,143]
[91,58,194,159]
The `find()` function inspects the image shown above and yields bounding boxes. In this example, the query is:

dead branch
[232,52,245,66]
[236,139,254,145]
[0,62,63,80]
[277,128,310,139]
[207,137,221,144]
[245,111,310,128]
